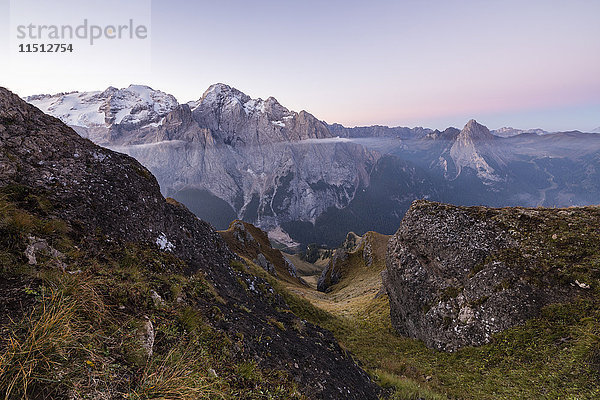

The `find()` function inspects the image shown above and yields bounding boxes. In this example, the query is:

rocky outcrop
[318,231,390,292]
[1,87,381,399]
[219,220,305,285]
[359,234,375,267]
[254,253,277,276]
[383,200,594,352]
[342,232,361,251]
[317,249,349,292]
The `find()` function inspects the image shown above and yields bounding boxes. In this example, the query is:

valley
[3,1,599,398]
[249,218,600,399]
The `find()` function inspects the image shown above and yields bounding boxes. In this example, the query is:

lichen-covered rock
[342,232,361,251]
[356,232,379,267]
[139,316,155,357]
[383,200,590,352]
[24,236,65,269]
[317,231,390,293]
[284,258,298,278]
[232,220,257,246]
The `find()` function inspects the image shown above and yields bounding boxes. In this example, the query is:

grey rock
[356,233,375,267]
[24,236,66,270]
[342,232,361,252]
[383,200,573,352]
[317,249,348,292]
[139,316,155,357]
[24,237,47,265]
[254,253,277,276]
[284,258,298,278]
[232,220,257,245]
[150,290,165,308]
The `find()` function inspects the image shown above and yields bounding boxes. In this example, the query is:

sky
[0,0,599,132]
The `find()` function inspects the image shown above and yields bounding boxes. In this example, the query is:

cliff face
[28,84,380,237]
[383,200,598,352]
[0,87,381,399]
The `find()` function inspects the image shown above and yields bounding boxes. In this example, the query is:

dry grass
[0,292,76,399]
[0,187,320,399]
[128,348,224,400]
[277,219,600,399]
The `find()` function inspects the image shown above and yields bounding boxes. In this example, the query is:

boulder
[383,200,584,352]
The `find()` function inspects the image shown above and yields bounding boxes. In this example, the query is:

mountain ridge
[25,83,600,248]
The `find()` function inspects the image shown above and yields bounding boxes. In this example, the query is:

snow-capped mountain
[27,85,179,143]
[491,127,550,137]
[26,84,600,246]
[28,83,331,147]
[28,84,392,245]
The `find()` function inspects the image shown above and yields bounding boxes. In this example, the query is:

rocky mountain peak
[192,84,290,119]
[100,85,119,96]
[425,127,460,141]
[449,120,502,182]
[459,119,495,142]
[198,83,252,107]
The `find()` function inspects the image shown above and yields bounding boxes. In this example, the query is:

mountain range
[27,84,600,247]
[3,84,600,399]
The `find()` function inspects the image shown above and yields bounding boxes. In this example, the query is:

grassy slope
[4,184,599,399]
[0,190,306,399]
[218,220,306,286]
[282,253,323,288]
[272,223,600,400]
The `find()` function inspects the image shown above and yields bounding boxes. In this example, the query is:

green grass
[259,207,600,399]
[4,189,600,399]
[272,280,600,399]
[0,196,307,400]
